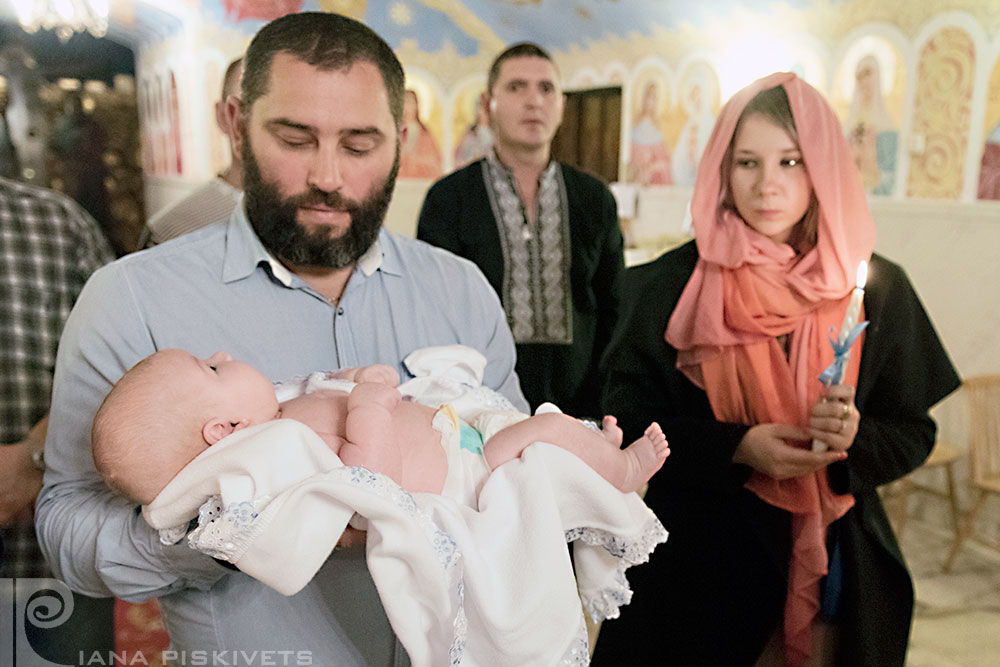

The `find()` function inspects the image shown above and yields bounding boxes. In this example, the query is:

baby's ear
[203,418,239,445]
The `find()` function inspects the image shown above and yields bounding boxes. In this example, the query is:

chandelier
[12,0,110,42]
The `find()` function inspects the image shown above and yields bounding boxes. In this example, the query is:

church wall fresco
[130,0,1000,198]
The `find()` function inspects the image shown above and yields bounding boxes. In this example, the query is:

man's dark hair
[241,12,405,125]
[487,42,558,94]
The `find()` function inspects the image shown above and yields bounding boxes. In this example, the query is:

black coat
[417,160,624,418]
[592,240,960,666]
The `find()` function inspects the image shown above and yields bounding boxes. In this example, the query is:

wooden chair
[944,374,1000,572]
[884,440,962,543]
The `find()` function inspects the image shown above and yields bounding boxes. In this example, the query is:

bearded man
[35,12,525,667]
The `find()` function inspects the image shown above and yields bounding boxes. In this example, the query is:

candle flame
[856,260,868,289]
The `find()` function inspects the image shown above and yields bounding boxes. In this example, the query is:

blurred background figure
[142,57,244,245]
[0,77,21,180]
[50,91,114,244]
[1,175,116,663]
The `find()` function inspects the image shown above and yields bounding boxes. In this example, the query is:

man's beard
[242,137,399,269]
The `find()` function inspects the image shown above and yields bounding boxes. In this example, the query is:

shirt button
[337,307,345,316]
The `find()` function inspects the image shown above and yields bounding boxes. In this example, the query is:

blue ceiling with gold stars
[195,0,821,56]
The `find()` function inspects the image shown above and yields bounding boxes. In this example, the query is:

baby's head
[92,349,280,504]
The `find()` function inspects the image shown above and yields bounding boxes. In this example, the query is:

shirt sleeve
[35,262,228,600]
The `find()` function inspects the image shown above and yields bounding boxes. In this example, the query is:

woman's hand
[808,384,859,454]
[734,423,846,480]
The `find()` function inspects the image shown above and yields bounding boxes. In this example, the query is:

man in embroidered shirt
[36,13,525,667]
[417,42,625,419]
[142,57,245,245]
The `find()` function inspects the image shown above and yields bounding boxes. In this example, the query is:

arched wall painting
[627,67,673,185]
[834,36,904,196]
[671,61,719,187]
[452,81,492,169]
[399,76,444,179]
[977,54,1000,201]
[907,27,975,200]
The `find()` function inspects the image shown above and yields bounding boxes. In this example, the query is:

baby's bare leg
[343,383,404,485]
[601,416,623,447]
[483,413,669,493]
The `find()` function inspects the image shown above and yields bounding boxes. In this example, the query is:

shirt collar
[486,148,558,185]
[221,205,399,285]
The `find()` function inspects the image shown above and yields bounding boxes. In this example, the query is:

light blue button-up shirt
[36,208,526,666]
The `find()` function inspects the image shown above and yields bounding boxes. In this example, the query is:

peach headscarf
[665,72,876,666]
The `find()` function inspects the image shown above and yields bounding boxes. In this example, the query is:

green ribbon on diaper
[458,422,484,455]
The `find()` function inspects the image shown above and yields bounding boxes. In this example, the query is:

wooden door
[551,86,621,183]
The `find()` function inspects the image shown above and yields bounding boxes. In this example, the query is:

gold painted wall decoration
[907,27,975,200]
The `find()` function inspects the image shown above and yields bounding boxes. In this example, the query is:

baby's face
[163,350,280,424]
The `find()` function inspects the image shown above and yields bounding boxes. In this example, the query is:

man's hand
[733,423,846,480]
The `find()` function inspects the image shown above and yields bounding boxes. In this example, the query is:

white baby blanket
[142,346,668,666]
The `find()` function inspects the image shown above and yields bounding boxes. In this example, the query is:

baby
[92,349,669,506]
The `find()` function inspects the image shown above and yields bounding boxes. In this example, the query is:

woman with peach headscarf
[591,73,958,667]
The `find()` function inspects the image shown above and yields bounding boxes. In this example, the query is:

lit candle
[812,260,868,453]
[838,261,868,346]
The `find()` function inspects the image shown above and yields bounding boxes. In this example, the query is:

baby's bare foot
[619,422,669,493]
[602,416,623,448]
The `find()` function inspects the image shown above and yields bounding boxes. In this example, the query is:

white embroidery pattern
[482,153,573,345]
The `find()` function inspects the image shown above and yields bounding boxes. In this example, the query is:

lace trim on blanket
[185,466,469,665]
[566,515,669,622]
[185,496,271,561]
[459,385,516,412]
[559,613,592,666]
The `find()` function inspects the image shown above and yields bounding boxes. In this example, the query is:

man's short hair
[241,12,405,126]
[487,42,558,95]
[221,57,243,102]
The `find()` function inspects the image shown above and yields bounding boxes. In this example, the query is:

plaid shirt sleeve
[0,176,114,577]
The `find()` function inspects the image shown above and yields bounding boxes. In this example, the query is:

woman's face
[642,83,657,115]
[855,63,876,103]
[728,112,813,245]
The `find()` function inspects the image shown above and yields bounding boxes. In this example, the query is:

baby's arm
[330,364,400,387]
[341,383,404,485]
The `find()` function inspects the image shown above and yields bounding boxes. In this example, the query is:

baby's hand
[353,364,400,387]
[330,364,400,386]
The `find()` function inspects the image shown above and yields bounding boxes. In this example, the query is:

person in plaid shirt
[0,175,116,657]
